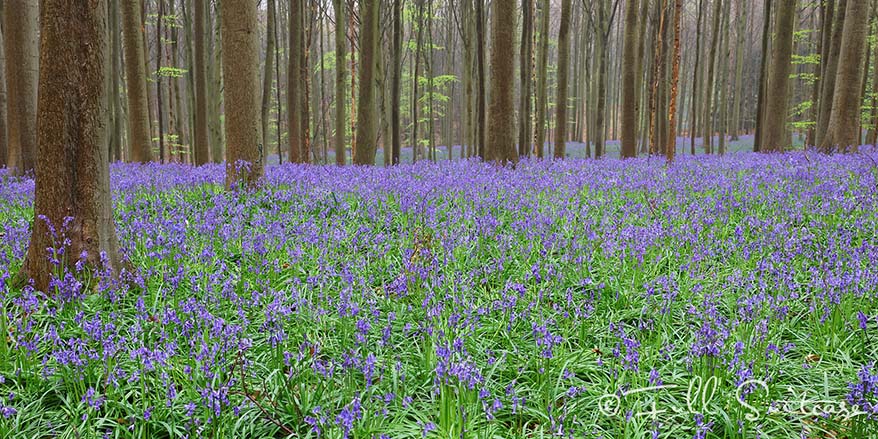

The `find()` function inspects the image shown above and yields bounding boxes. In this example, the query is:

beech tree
[487,0,517,164]
[121,0,152,163]
[193,0,210,164]
[354,0,381,165]
[620,0,639,158]
[19,0,123,291]
[553,0,572,159]
[221,0,264,186]
[762,0,797,152]
[4,0,38,174]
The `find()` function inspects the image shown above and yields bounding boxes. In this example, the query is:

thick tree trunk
[194,0,210,164]
[121,0,152,162]
[19,0,122,292]
[4,0,39,174]
[333,0,346,165]
[354,0,380,164]
[762,0,797,152]
[487,0,517,164]
[553,0,572,159]
[821,0,870,153]
[620,0,639,158]
[701,0,722,154]
[595,0,608,158]
[221,0,264,186]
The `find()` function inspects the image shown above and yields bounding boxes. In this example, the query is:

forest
[1,0,878,438]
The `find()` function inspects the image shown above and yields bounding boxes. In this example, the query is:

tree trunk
[595,0,608,158]
[486,0,517,164]
[816,0,845,147]
[354,0,380,164]
[0,2,9,167]
[18,0,122,292]
[208,0,224,163]
[702,0,722,154]
[534,0,550,158]
[620,0,639,158]
[289,0,305,163]
[730,0,747,141]
[391,0,402,164]
[333,0,346,165]
[821,0,870,153]
[762,0,797,152]
[156,0,166,164]
[667,0,683,162]
[552,0,572,159]
[4,0,39,174]
[221,0,264,186]
[475,0,487,159]
[121,0,152,162]
[690,0,704,154]
[753,0,773,151]
[261,0,276,162]
[518,0,534,157]
[193,0,210,164]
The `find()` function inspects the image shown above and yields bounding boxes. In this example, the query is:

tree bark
[121,0,152,162]
[333,0,346,165]
[4,0,39,174]
[701,0,722,154]
[475,0,487,159]
[534,0,550,158]
[821,0,870,153]
[487,0,517,164]
[18,0,123,292]
[391,0,402,164]
[753,0,773,151]
[0,1,8,167]
[260,0,276,163]
[194,0,210,164]
[208,0,224,163]
[730,0,747,141]
[762,0,797,152]
[354,0,380,164]
[816,0,845,147]
[667,0,683,163]
[552,0,572,159]
[518,0,534,157]
[221,0,264,186]
[620,0,639,158]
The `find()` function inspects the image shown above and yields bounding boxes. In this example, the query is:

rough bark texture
[486,0,517,164]
[753,0,772,151]
[821,0,870,153]
[554,0,572,159]
[816,0,846,147]
[194,0,210,164]
[762,0,797,152]
[221,0,264,186]
[4,0,38,174]
[353,0,380,165]
[620,0,639,158]
[289,0,305,163]
[109,0,123,162]
[121,0,152,163]
[19,0,123,292]
[333,0,346,165]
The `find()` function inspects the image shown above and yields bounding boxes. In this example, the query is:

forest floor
[1,150,877,438]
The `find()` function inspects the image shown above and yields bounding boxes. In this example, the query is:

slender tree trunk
[717,0,731,155]
[595,0,608,158]
[701,0,722,154]
[552,0,572,159]
[156,0,166,163]
[753,0,773,151]
[289,0,305,163]
[194,0,210,164]
[649,0,667,155]
[534,0,550,158]
[762,0,797,152]
[208,0,224,163]
[108,0,123,162]
[4,0,39,174]
[821,0,870,153]
[690,0,704,154]
[333,0,346,165]
[730,0,746,141]
[19,0,122,291]
[475,0,487,159]
[391,0,402,164]
[0,2,7,167]
[816,0,847,147]
[354,0,380,164]
[261,0,276,161]
[620,0,639,158]
[667,0,683,162]
[411,0,423,162]
[486,0,518,163]
[221,0,264,186]
[518,0,534,157]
